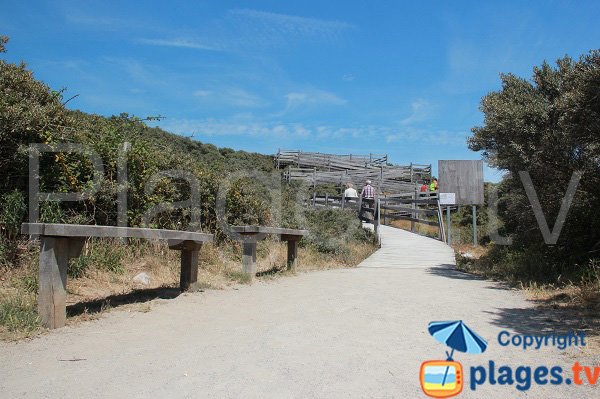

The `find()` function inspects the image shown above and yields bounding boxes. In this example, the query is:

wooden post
[383,194,387,225]
[38,236,83,329]
[312,192,316,206]
[472,205,477,246]
[276,148,280,169]
[168,240,203,290]
[286,240,299,271]
[437,200,446,244]
[374,198,380,245]
[412,186,417,233]
[38,236,68,329]
[180,248,199,290]
[357,195,363,221]
[242,240,257,276]
[447,206,452,245]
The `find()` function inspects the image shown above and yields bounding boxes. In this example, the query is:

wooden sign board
[438,160,484,205]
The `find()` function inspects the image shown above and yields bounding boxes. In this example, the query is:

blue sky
[2,1,599,181]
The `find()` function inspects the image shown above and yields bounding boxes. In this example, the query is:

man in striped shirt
[361,180,375,199]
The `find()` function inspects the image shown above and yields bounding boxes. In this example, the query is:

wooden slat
[22,223,213,242]
[231,225,308,236]
[380,198,438,205]
[380,205,438,215]
[384,215,440,226]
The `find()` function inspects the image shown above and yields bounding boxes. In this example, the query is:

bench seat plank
[22,223,213,242]
[230,225,307,236]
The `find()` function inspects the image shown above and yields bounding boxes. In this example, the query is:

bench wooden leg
[242,241,257,276]
[286,240,299,271]
[38,236,70,329]
[180,248,200,291]
[38,237,85,329]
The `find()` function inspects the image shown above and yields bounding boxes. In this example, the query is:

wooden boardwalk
[360,225,454,269]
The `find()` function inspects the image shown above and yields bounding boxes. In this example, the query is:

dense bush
[302,208,375,255]
[469,49,600,280]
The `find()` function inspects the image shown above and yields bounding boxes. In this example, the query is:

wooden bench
[230,226,308,276]
[21,223,213,329]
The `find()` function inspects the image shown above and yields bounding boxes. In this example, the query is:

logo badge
[420,321,488,398]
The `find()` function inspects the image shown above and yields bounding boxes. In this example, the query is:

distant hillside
[1,48,275,235]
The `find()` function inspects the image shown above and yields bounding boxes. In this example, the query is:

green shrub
[12,273,38,293]
[39,200,66,224]
[0,294,40,333]
[0,236,19,268]
[89,240,125,274]
[302,208,375,254]
[69,255,91,278]
[0,190,26,240]
[0,238,8,267]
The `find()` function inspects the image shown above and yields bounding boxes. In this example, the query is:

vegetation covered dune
[0,36,377,339]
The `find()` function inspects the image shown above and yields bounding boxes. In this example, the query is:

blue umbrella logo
[428,320,488,386]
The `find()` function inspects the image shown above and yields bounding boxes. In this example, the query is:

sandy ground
[0,226,598,398]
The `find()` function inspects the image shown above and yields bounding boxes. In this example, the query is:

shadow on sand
[67,287,181,317]
[428,264,600,339]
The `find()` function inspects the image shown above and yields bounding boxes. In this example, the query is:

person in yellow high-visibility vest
[429,178,438,192]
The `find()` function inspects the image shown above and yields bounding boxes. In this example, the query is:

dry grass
[523,282,600,354]
[1,236,377,340]
[455,245,600,355]
[388,219,440,238]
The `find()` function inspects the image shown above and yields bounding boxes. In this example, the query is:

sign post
[472,205,477,246]
[439,193,456,245]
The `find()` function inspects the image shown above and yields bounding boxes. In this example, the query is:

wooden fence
[275,150,388,171]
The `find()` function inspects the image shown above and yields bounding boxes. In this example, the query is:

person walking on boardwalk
[361,180,375,199]
[344,182,358,199]
[359,180,376,222]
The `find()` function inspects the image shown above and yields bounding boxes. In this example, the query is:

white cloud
[137,9,353,54]
[225,88,265,107]
[158,118,389,141]
[229,9,353,40]
[137,38,217,51]
[157,116,468,147]
[400,99,430,125]
[159,118,312,139]
[191,88,265,108]
[342,73,355,82]
[284,89,347,111]
[386,128,467,146]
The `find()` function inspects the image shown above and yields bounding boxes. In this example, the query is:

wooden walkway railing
[275,150,432,191]
[275,150,388,171]
[305,191,446,244]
